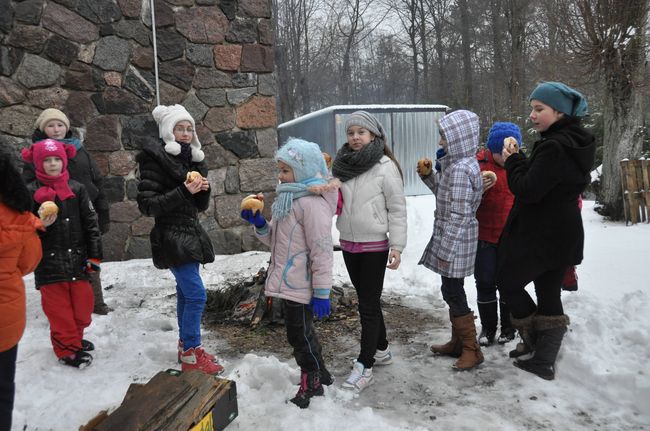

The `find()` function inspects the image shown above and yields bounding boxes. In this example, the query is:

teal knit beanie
[529,82,588,117]
[275,138,328,183]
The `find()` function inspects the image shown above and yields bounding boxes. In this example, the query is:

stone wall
[0,0,277,260]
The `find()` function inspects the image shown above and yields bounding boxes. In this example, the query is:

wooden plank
[643,160,650,223]
[633,160,647,222]
[620,160,632,224]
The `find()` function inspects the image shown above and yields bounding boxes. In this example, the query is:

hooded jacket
[136,139,214,269]
[419,110,483,278]
[0,203,43,352]
[497,117,596,287]
[255,185,338,305]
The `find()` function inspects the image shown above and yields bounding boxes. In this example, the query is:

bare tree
[556,0,648,219]
[457,0,474,107]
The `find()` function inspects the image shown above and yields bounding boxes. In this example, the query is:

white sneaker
[342,361,374,392]
[374,346,393,365]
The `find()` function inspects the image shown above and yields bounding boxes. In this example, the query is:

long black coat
[497,117,596,288]
[26,180,103,288]
[136,140,214,270]
[23,146,110,233]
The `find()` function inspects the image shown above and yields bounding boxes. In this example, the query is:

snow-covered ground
[11,198,650,430]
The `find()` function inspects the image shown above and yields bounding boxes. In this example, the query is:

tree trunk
[458,0,473,108]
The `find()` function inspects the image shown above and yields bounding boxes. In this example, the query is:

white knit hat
[34,108,70,132]
[151,104,204,162]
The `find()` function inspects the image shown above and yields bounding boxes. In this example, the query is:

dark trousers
[500,267,565,318]
[0,344,17,431]
[342,250,389,369]
[284,300,326,372]
[474,241,510,328]
[441,276,471,317]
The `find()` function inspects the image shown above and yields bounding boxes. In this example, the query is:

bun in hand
[185,171,203,183]
[417,158,433,176]
[503,136,519,153]
[240,194,264,213]
[38,201,59,218]
[482,170,497,183]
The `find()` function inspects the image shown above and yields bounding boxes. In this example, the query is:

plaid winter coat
[418,110,483,278]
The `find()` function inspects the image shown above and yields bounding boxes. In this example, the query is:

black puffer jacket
[136,140,214,270]
[497,117,595,287]
[23,146,110,233]
[26,180,103,288]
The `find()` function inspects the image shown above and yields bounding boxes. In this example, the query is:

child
[21,139,102,368]
[498,82,595,380]
[474,122,519,346]
[0,148,43,430]
[240,138,337,408]
[136,105,222,375]
[24,108,111,315]
[332,111,407,392]
[417,109,484,371]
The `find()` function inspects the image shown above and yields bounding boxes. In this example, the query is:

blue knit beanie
[529,82,589,117]
[275,138,328,183]
[486,122,522,153]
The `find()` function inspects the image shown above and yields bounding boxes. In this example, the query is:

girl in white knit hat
[136,105,222,375]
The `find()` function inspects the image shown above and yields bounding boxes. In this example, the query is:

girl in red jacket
[474,122,520,346]
[0,148,43,431]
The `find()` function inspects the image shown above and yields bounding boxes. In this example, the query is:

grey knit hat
[344,111,385,138]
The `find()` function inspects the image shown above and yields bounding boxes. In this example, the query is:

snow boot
[477,301,497,346]
[289,370,324,408]
[509,312,536,358]
[180,347,224,375]
[59,350,93,369]
[81,339,95,352]
[514,314,570,380]
[319,366,334,386]
[498,300,515,344]
[497,326,516,344]
[430,310,462,357]
[452,312,484,370]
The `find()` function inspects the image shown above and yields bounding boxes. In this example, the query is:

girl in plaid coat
[417,109,484,370]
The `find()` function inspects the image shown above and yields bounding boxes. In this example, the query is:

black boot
[289,370,324,408]
[477,301,498,346]
[509,313,536,358]
[514,315,569,380]
[59,351,93,369]
[319,366,334,386]
[497,300,515,344]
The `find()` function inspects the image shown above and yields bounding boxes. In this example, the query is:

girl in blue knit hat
[474,122,519,347]
[240,138,339,408]
[497,82,596,380]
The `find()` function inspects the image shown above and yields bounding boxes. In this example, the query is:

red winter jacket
[476,149,514,244]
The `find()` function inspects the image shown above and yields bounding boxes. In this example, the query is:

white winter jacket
[336,156,407,251]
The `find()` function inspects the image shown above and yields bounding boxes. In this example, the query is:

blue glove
[240,209,267,229]
[309,297,330,320]
[435,148,446,172]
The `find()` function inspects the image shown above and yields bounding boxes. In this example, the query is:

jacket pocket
[371,199,387,225]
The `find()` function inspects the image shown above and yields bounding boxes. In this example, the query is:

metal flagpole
[150,0,160,106]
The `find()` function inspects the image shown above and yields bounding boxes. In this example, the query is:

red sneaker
[180,347,224,375]
[178,340,218,363]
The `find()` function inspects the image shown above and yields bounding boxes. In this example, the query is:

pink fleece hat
[21,139,76,174]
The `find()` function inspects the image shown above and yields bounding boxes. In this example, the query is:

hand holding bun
[240,193,264,214]
[417,158,433,176]
[38,201,59,218]
[482,170,497,182]
[503,137,519,154]
[185,171,203,183]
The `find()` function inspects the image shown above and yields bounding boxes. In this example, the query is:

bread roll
[482,170,497,183]
[240,194,264,213]
[322,152,332,169]
[185,171,203,183]
[417,158,433,176]
[38,201,58,218]
[503,136,519,153]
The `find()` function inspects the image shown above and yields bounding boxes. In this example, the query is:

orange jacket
[0,202,43,352]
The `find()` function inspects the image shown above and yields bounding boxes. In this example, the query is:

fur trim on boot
[509,312,536,358]
[430,310,462,357]
[452,312,484,370]
[514,314,570,380]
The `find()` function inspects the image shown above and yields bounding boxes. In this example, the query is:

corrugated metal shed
[277,105,449,195]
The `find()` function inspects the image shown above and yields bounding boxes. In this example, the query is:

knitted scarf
[272,177,327,221]
[34,169,75,203]
[332,138,385,182]
[61,137,83,151]
[178,142,193,168]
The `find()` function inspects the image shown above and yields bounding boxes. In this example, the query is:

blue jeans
[474,241,498,303]
[170,262,207,350]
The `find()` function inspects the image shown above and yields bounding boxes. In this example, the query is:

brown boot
[509,313,536,358]
[452,312,484,370]
[430,310,462,357]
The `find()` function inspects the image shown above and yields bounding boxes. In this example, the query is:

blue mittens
[240,209,267,229]
[309,297,330,320]
[435,148,446,172]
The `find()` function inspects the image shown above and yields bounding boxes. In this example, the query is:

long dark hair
[383,143,404,179]
[0,148,32,213]
[31,128,73,143]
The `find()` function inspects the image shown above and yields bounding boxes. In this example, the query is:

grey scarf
[332,138,385,182]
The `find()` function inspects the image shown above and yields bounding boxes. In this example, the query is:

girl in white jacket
[332,111,407,392]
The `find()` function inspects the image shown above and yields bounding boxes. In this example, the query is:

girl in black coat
[497,82,596,380]
[24,108,112,315]
[136,104,221,375]
[22,139,103,369]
